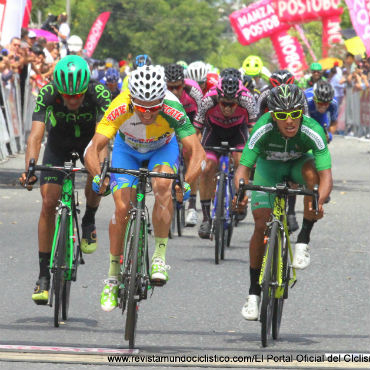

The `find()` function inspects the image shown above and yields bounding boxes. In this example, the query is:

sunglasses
[220,100,237,108]
[273,110,303,120]
[61,92,85,99]
[132,101,163,113]
[167,84,184,91]
[314,99,330,106]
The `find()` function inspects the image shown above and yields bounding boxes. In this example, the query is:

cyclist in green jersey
[234,84,333,320]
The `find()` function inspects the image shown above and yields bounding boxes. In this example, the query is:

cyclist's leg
[147,137,179,281]
[33,145,63,304]
[290,154,323,269]
[79,146,105,254]
[198,126,218,238]
[101,135,140,311]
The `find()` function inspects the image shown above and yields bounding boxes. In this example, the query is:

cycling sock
[82,205,98,226]
[108,253,120,278]
[200,199,211,222]
[39,252,51,279]
[188,194,197,210]
[249,267,261,296]
[297,218,316,244]
[287,195,296,215]
[152,237,168,262]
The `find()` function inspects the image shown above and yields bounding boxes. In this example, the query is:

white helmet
[129,65,167,101]
[186,61,208,83]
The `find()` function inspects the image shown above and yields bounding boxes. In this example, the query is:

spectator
[329,63,345,108]
[50,12,70,58]
[36,37,54,64]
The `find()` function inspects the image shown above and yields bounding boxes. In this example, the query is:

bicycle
[237,179,318,347]
[204,142,243,264]
[25,153,87,327]
[101,162,179,349]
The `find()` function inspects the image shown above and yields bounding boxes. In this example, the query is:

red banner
[0,0,7,36]
[84,12,111,57]
[270,30,308,78]
[275,0,342,23]
[345,0,370,57]
[22,0,32,28]
[322,14,343,57]
[229,0,288,46]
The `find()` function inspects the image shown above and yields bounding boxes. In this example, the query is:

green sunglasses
[273,109,303,120]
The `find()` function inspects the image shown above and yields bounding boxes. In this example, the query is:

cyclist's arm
[234,164,251,190]
[24,121,45,170]
[180,133,206,184]
[316,169,332,211]
[84,133,110,177]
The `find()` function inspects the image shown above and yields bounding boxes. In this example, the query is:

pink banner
[294,24,317,61]
[84,12,111,57]
[275,0,342,22]
[270,30,308,79]
[229,0,288,46]
[345,0,370,56]
[322,14,343,58]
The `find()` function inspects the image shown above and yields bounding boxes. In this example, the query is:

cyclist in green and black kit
[234,84,333,320]
[19,55,112,305]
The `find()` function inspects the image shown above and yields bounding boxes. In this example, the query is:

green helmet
[53,55,90,94]
[310,62,322,71]
[176,60,188,69]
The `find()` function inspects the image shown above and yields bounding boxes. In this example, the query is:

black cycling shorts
[40,143,86,186]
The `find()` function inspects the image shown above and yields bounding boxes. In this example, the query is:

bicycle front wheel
[53,208,69,328]
[260,221,279,347]
[125,216,140,349]
[272,232,289,339]
[214,173,226,264]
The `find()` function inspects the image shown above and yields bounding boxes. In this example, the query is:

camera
[41,13,58,35]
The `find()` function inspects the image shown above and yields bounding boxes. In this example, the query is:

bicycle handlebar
[107,166,179,180]
[236,179,319,213]
[204,146,243,153]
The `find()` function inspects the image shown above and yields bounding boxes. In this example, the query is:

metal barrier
[0,69,36,162]
[341,85,370,137]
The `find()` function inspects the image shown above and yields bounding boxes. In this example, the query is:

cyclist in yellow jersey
[84,65,206,312]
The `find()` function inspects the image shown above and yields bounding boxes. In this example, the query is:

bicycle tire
[214,172,226,264]
[226,181,234,248]
[260,221,279,347]
[272,232,289,340]
[62,280,71,320]
[125,216,140,349]
[176,203,184,237]
[53,208,68,328]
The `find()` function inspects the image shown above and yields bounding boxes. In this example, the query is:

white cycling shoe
[185,208,198,227]
[241,295,260,321]
[292,243,310,269]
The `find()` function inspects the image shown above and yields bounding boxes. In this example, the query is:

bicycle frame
[211,153,234,231]
[50,175,79,281]
[259,195,296,299]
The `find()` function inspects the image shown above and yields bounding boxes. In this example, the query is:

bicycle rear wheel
[62,280,71,320]
[272,232,289,339]
[53,208,68,328]
[260,221,279,347]
[214,173,226,264]
[176,202,185,237]
[225,181,234,248]
[125,216,140,349]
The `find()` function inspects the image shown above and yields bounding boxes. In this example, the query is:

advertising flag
[84,12,111,57]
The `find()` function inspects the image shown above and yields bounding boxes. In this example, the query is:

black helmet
[132,54,152,70]
[313,80,334,102]
[217,76,241,100]
[242,74,255,90]
[220,67,241,80]
[267,84,305,112]
[164,63,184,82]
[269,69,295,87]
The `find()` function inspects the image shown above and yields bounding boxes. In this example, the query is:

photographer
[348,62,369,92]
[51,13,70,58]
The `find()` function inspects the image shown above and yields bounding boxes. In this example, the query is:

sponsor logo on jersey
[248,123,273,149]
[107,104,127,121]
[301,125,325,150]
[162,104,184,121]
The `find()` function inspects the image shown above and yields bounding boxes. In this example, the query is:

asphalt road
[0,136,369,369]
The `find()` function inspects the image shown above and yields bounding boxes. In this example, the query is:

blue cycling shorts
[110,133,179,193]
